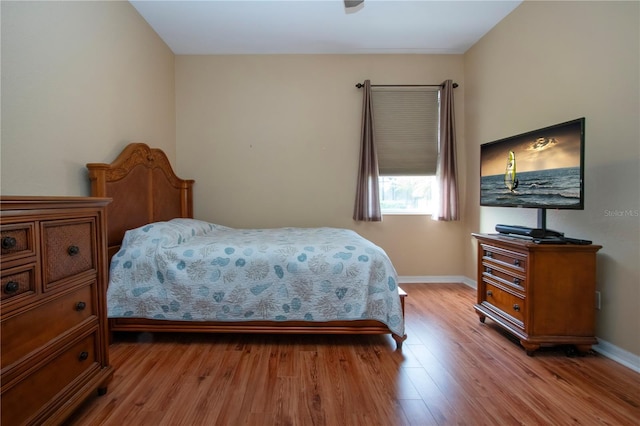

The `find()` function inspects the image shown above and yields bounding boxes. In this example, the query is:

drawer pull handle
[68,245,80,256]
[76,301,87,311]
[485,251,493,258]
[487,290,493,297]
[513,278,521,286]
[1,236,17,249]
[514,259,521,267]
[485,268,492,274]
[513,304,520,312]
[79,351,89,361]
[4,281,19,294]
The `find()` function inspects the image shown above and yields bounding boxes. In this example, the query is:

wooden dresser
[1,196,113,425]
[472,233,602,355]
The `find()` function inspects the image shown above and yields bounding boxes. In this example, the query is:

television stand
[472,233,602,355]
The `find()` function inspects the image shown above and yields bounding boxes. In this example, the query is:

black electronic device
[562,237,592,245]
[532,237,567,244]
[480,118,585,235]
[495,224,564,239]
[529,236,592,245]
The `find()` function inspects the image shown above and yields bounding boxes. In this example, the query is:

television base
[495,224,563,239]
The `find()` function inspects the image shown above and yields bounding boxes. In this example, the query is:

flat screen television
[480,117,585,238]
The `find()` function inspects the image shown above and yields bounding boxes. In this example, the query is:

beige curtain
[434,80,460,221]
[353,80,382,222]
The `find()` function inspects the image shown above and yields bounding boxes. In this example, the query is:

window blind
[371,87,440,176]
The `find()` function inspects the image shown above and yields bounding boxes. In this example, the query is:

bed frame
[87,143,407,348]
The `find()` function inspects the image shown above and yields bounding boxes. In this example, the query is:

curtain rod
[355,82,458,89]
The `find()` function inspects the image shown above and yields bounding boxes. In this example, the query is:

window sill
[382,211,433,216]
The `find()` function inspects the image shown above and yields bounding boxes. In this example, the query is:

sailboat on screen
[504,151,519,192]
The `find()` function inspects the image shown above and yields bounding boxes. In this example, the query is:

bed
[87,143,407,348]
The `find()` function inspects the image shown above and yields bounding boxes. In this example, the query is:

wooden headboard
[87,143,194,258]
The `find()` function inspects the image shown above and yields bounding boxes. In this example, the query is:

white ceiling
[130,0,523,54]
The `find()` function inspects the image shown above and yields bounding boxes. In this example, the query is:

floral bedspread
[107,219,404,337]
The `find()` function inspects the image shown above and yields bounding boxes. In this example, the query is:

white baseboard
[398,277,639,374]
[592,339,640,373]
[398,275,476,288]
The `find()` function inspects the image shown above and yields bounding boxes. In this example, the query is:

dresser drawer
[482,282,525,327]
[42,219,96,289]
[1,332,99,426]
[0,223,35,263]
[482,262,526,292]
[481,244,527,273]
[1,263,37,302]
[1,283,96,369]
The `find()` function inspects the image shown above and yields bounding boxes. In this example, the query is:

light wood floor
[67,284,640,425]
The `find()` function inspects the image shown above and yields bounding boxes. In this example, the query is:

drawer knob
[4,281,19,294]
[79,351,89,361]
[485,251,493,258]
[513,278,521,286]
[1,236,17,250]
[75,301,87,311]
[513,304,520,312]
[514,259,521,267]
[67,245,80,256]
[485,267,493,274]
[487,290,493,297]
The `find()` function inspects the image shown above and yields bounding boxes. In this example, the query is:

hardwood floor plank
[397,399,438,426]
[67,284,640,425]
[300,353,328,425]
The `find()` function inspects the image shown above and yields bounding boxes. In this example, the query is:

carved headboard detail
[87,143,194,258]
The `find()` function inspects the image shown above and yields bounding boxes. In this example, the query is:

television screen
[480,118,585,210]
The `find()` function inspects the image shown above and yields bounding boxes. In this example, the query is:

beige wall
[464,1,640,356]
[175,54,467,277]
[1,0,175,196]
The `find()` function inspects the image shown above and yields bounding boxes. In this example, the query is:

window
[371,86,440,214]
[379,175,437,214]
